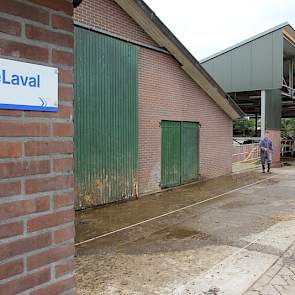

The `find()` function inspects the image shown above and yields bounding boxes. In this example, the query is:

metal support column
[289,58,294,97]
[255,113,258,137]
[261,90,266,138]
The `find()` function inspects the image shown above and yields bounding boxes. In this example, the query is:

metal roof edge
[200,22,290,63]
[118,0,243,119]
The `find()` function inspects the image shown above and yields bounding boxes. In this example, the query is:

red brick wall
[74,0,233,195]
[139,49,233,193]
[74,0,157,46]
[0,0,75,294]
[267,129,281,165]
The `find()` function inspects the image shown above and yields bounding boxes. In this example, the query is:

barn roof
[113,0,243,119]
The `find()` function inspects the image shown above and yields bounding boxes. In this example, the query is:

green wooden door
[161,121,181,188]
[74,26,138,209]
[161,121,199,188]
[181,122,199,183]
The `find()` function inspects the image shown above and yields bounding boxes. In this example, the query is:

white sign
[0,58,58,112]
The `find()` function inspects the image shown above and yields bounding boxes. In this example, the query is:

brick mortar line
[51,11,73,21]
[0,188,74,205]
[0,137,73,142]
[0,11,47,31]
[18,241,75,267]
[0,202,74,217]
[59,102,74,108]
[0,224,74,265]
[59,82,74,87]
[0,218,74,244]
[0,265,52,287]
[0,195,74,213]
[0,11,74,37]
[0,116,72,123]
[0,30,73,52]
[21,0,73,17]
[21,271,74,294]
[0,170,73,182]
[0,260,73,287]
[0,207,74,230]
[0,155,73,163]
[0,52,73,72]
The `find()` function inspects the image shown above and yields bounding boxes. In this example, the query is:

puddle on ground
[165,228,209,240]
[75,170,265,243]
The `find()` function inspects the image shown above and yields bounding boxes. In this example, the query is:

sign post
[0,58,58,112]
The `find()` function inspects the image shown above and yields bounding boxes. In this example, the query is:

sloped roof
[201,22,295,63]
[114,0,243,119]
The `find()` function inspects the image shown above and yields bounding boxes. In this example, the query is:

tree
[281,118,295,137]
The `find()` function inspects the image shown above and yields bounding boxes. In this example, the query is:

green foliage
[233,118,258,137]
[234,118,295,137]
[281,118,295,137]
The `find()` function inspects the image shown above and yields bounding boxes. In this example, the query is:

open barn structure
[201,23,295,163]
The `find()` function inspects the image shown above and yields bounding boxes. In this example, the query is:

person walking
[259,131,273,173]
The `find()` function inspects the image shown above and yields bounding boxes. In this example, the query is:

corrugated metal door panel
[161,121,181,188]
[74,26,138,209]
[181,122,199,183]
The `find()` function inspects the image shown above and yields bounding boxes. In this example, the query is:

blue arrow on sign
[39,97,48,107]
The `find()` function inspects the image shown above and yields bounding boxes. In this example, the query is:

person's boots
[267,163,271,173]
[262,165,265,173]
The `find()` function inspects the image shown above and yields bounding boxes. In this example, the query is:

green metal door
[161,121,199,188]
[74,26,138,209]
[181,122,199,183]
[161,121,181,188]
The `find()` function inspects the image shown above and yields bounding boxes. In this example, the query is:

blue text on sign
[0,70,40,88]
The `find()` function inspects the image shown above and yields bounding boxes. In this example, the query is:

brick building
[0,0,242,293]
[0,0,75,294]
[73,0,243,209]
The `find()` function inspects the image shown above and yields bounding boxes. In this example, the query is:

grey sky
[144,0,295,61]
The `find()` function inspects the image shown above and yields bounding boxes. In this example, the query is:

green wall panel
[202,29,284,92]
[181,122,199,183]
[74,27,138,208]
[161,121,199,188]
[161,121,181,188]
[265,89,282,130]
[251,33,274,90]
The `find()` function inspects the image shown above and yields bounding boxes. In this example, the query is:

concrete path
[245,241,295,295]
[75,164,295,295]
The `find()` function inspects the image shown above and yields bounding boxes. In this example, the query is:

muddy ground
[75,164,295,294]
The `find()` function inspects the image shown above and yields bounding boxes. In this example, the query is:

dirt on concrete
[75,164,295,295]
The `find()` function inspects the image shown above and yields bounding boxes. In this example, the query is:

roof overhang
[73,0,83,8]
[283,24,295,46]
[114,0,243,120]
